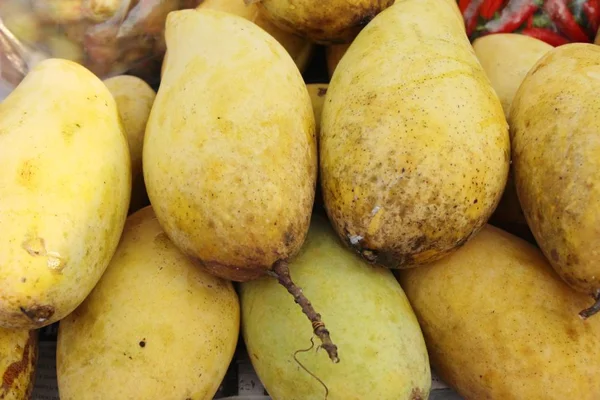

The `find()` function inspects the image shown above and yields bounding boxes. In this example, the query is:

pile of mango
[2,0,600,399]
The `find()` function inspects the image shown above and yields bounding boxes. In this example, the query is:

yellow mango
[197,0,313,72]
[144,9,316,282]
[255,0,394,44]
[104,75,156,214]
[320,0,509,268]
[56,206,239,400]
[398,225,600,399]
[473,33,552,119]
[510,43,600,317]
[241,215,431,400]
[306,83,328,135]
[0,58,131,329]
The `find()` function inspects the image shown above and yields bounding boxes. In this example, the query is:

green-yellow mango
[320,0,509,269]
[241,215,431,400]
[0,58,131,329]
[56,206,240,400]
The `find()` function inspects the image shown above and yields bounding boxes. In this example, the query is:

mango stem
[270,260,340,363]
[579,289,600,320]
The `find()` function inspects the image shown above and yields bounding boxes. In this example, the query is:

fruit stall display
[1,0,600,399]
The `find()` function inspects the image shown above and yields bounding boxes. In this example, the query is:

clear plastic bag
[0,0,200,94]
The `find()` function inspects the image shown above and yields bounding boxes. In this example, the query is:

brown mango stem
[579,290,600,320]
[270,260,339,363]
[243,0,262,4]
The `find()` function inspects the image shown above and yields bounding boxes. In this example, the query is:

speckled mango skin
[0,59,131,329]
[56,206,240,400]
[256,0,395,44]
[320,0,509,269]
[397,225,600,400]
[240,215,431,400]
[510,43,600,295]
[0,329,38,400]
[144,9,317,282]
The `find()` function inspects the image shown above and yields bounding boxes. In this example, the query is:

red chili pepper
[521,27,571,45]
[464,0,485,36]
[459,0,472,13]
[527,13,534,28]
[543,0,590,42]
[484,0,539,33]
[583,0,600,37]
[480,0,505,19]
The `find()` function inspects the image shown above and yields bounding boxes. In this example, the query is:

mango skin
[473,33,551,236]
[56,206,240,400]
[240,215,431,400]
[144,9,317,282]
[0,329,38,400]
[473,33,552,119]
[104,75,156,214]
[306,83,328,136]
[0,58,131,329]
[197,0,313,72]
[510,43,600,295]
[257,0,395,44]
[320,0,509,269]
[398,225,600,400]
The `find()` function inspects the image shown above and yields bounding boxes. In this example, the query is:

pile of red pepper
[458,0,599,46]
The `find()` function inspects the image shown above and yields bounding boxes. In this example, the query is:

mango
[197,0,313,72]
[320,0,509,269]
[473,33,551,238]
[306,83,328,136]
[473,33,552,119]
[104,75,156,214]
[0,329,38,399]
[256,0,394,44]
[0,58,130,329]
[510,43,600,318]
[398,225,600,399]
[56,206,240,400]
[145,8,316,282]
[241,215,431,400]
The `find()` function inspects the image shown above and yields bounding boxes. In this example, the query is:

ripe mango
[0,58,131,329]
[320,0,509,269]
[57,206,240,400]
[510,43,600,317]
[398,225,600,399]
[104,75,156,214]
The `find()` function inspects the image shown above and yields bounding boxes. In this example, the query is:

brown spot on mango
[1,330,36,395]
[16,159,38,189]
[19,305,55,325]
